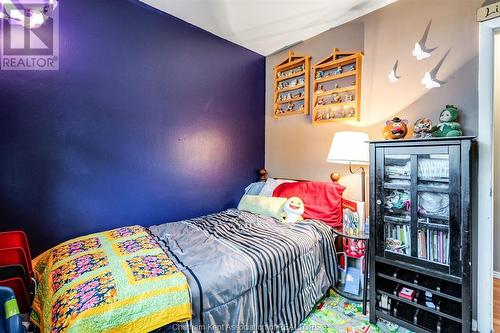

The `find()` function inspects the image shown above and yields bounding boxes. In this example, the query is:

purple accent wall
[0,0,265,255]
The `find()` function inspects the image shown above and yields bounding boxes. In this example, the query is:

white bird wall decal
[412,20,437,61]
[421,49,450,89]
[388,60,401,82]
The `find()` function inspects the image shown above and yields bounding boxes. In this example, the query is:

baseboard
[493,270,500,279]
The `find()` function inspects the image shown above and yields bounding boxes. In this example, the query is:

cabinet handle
[376,200,382,205]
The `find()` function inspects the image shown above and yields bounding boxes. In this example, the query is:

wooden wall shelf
[312,48,363,124]
[273,51,311,118]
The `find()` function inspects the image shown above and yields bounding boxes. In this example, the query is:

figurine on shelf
[351,81,356,86]
[286,93,292,100]
[383,117,409,140]
[278,81,289,90]
[292,92,302,99]
[345,93,354,102]
[298,77,305,85]
[334,83,339,89]
[297,104,304,111]
[286,102,295,111]
[276,107,284,114]
[431,105,463,137]
[289,79,297,87]
[332,94,341,103]
[346,64,356,71]
[413,118,433,138]
[332,66,343,75]
[315,71,324,79]
[345,108,355,117]
[315,84,325,94]
[317,98,326,106]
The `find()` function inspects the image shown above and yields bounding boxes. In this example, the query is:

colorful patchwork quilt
[31,226,191,333]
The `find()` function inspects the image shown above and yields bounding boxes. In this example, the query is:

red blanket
[273,181,345,227]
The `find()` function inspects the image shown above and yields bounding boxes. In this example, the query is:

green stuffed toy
[432,105,463,137]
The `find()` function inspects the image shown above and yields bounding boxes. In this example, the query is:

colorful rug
[295,290,413,333]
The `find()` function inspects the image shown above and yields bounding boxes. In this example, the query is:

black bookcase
[369,137,475,333]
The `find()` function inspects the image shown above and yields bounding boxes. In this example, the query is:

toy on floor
[0,286,25,333]
[281,197,304,223]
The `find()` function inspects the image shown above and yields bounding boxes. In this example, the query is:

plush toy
[432,105,463,137]
[413,118,433,138]
[383,117,408,140]
[281,197,304,223]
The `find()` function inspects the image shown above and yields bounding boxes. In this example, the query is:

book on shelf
[342,199,366,236]
[344,266,361,295]
[385,223,410,255]
[417,228,449,264]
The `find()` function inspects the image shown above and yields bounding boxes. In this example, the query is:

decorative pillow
[258,178,296,197]
[237,195,287,221]
[273,181,345,227]
[244,181,266,195]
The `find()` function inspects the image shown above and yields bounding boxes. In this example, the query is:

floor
[495,278,500,332]
[295,290,412,333]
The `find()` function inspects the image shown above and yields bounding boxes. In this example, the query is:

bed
[149,208,337,333]
[30,170,342,333]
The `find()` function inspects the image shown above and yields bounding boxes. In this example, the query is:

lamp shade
[327,131,370,165]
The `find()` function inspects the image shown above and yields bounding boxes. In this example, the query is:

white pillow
[258,178,296,197]
[237,195,287,221]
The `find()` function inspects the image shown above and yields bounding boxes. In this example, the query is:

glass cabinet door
[382,154,412,257]
[377,145,459,273]
[416,153,450,266]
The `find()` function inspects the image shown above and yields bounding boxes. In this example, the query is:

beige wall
[494,31,500,272]
[265,0,481,201]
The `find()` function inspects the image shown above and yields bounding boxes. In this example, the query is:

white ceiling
[140,0,398,56]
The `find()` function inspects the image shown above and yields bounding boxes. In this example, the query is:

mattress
[149,209,337,333]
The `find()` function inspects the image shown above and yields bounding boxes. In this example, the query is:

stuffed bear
[432,105,463,137]
[383,117,408,140]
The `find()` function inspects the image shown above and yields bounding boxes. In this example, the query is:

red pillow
[273,181,345,227]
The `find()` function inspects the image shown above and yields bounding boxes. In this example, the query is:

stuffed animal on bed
[281,197,304,223]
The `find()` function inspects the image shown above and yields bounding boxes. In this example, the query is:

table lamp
[326,131,370,201]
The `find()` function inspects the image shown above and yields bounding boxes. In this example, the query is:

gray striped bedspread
[148,209,337,333]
